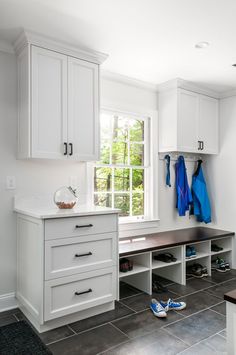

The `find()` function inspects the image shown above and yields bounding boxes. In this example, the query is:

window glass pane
[130,143,144,166]
[132,193,144,216]
[113,116,128,141]
[114,168,130,191]
[114,193,130,217]
[94,167,112,192]
[129,119,144,142]
[100,113,112,141]
[112,142,128,165]
[99,141,110,164]
[94,193,112,207]
[132,169,144,191]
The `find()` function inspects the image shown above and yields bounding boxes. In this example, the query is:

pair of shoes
[212,257,230,273]
[186,246,197,259]
[152,280,168,293]
[119,258,133,272]
[150,298,186,318]
[211,244,224,252]
[186,263,208,278]
[154,253,177,263]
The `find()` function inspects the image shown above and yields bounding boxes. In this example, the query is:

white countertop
[14,196,120,219]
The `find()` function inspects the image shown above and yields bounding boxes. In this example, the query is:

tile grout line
[118,300,138,313]
[162,326,190,347]
[119,292,144,300]
[161,306,226,330]
[67,324,77,335]
[109,322,131,339]
[176,331,225,354]
[209,308,226,317]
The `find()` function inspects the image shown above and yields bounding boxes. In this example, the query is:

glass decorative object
[54,186,78,209]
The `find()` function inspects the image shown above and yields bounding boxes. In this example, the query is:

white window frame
[86,105,159,233]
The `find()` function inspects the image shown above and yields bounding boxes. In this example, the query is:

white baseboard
[0,293,18,312]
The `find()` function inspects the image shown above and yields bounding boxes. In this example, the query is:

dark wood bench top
[119,227,234,257]
[224,289,236,305]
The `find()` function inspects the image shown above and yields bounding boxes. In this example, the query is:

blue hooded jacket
[192,160,211,224]
[175,156,192,216]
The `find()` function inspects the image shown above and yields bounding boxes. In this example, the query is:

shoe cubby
[185,255,212,278]
[185,241,210,261]
[119,252,150,278]
[152,246,183,269]
[153,263,184,285]
[211,237,233,256]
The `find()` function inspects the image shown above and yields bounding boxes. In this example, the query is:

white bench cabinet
[16,208,119,333]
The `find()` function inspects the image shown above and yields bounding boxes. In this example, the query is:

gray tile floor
[1,270,235,355]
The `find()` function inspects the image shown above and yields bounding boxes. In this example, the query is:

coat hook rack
[159,153,203,163]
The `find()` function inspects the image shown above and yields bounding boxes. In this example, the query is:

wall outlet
[6,176,16,190]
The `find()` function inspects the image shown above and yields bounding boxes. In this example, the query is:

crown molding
[0,40,14,54]
[101,70,158,93]
[14,29,108,64]
[218,89,236,99]
[157,78,220,99]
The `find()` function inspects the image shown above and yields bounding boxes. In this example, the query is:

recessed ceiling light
[195,41,210,49]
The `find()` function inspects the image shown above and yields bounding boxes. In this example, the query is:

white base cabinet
[158,81,219,154]
[16,212,118,332]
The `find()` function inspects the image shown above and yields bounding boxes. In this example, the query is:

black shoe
[186,264,204,278]
[211,244,223,252]
[152,281,168,293]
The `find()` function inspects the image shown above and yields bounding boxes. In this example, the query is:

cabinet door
[31,46,68,159]
[177,89,199,152]
[68,57,99,161]
[199,95,219,154]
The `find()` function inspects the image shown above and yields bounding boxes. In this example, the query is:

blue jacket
[175,156,192,216]
[192,162,211,224]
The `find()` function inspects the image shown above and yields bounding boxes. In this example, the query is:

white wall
[206,96,236,266]
[0,52,197,303]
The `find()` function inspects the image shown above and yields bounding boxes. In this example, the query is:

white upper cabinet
[68,57,99,161]
[15,30,107,160]
[177,89,199,153]
[198,94,219,154]
[158,82,219,154]
[31,46,68,159]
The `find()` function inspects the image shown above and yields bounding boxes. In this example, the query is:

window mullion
[130,168,132,217]
[111,168,115,209]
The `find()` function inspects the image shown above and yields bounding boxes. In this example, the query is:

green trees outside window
[94,112,147,218]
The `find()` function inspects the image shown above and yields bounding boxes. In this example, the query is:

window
[94,110,152,222]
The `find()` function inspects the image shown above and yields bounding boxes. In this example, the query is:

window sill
[119,218,160,232]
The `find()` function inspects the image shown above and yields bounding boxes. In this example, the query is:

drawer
[45,214,117,240]
[44,267,116,321]
[45,233,117,280]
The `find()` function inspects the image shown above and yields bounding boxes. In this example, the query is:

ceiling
[1,0,236,92]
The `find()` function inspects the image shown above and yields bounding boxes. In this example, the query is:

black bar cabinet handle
[75,252,92,258]
[75,288,92,296]
[197,141,201,151]
[64,142,68,155]
[75,224,93,229]
[201,141,204,150]
[69,143,73,156]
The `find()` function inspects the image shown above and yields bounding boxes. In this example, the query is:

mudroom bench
[118,227,235,297]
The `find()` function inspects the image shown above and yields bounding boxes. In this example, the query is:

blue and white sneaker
[160,298,186,311]
[150,299,167,318]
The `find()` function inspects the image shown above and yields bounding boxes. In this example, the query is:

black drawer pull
[75,252,92,258]
[75,224,93,229]
[75,288,92,296]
